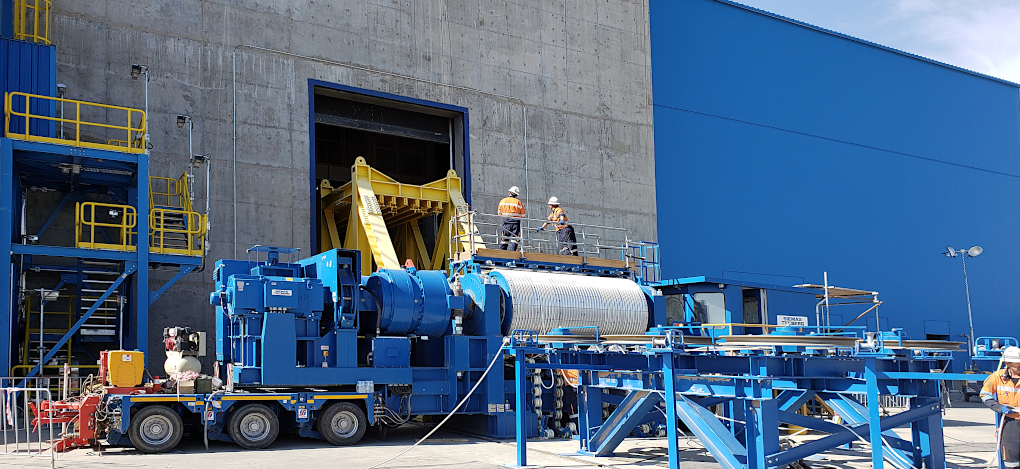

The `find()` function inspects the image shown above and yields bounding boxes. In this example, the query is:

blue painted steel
[583,390,661,456]
[0,138,13,377]
[366,268,451,337]
[651,0,1020,361]
[0,38,56,137]
[371,337,410,368]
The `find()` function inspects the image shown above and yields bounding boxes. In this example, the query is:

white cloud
[736,0,1020,84]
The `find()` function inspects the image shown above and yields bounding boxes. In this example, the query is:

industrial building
[0,0,1017,467]
[652,0,1020,359]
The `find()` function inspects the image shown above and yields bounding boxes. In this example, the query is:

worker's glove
[1003,405,1015,414]
[559,220,566,225]
[536,227,544,231]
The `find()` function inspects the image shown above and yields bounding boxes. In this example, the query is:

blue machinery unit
[211,244,974,468]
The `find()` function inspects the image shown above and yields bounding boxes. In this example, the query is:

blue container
[0,37,55,137]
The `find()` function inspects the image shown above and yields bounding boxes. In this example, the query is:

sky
[734,0,1020,84]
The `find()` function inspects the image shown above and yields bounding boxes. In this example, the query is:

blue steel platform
[0,137,202,380]
[507,329,971,469]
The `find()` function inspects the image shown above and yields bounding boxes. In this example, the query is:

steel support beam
[674,394,747,469]
[149,264,197,304]
[0,138,15,380]
[583,390,661,456]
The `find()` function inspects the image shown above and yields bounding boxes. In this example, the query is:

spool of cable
[487,269,649,335]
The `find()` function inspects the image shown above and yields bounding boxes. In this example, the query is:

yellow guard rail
[4,92,146,154]
[13,0,51,44]
[75,202,138,251]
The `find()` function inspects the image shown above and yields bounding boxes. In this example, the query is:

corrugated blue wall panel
[1,37,55,137]
[651,0,1020,355]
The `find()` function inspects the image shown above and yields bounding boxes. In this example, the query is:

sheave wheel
[318,402,367,446]
[129,406,184,454]
[228,403,280,449]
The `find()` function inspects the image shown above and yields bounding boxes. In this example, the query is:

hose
[363,337,509,469]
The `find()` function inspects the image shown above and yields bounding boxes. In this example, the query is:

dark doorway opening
[310,84,468,261]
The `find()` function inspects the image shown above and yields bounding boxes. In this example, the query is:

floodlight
[177,115,189,128]
[968,246,983,257]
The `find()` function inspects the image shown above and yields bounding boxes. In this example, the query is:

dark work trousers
[1004,417,1020,467]
[499,219,521,251]
[557,225,578,256]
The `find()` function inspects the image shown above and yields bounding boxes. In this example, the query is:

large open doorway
[308,81,470,262]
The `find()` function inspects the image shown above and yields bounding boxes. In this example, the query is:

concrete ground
[0,400,1001,469]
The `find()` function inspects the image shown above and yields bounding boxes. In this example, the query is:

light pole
[179,115,211,256]
[943,245,983,361]
[56,83,66,139]
[131,64,149,151]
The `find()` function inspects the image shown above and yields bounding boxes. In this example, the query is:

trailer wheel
[228,404,279,449]
[129,406,183,454]
[319,402,367,446]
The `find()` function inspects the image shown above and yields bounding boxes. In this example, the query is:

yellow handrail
[4,92,146,154]
[149,173,192,212]
[13,0,51,44]
[150,209,205,256]
[75,202,138,251]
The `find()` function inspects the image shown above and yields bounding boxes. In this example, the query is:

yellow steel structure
[74,174,206,256]
[4,92,147,154]
[319,156,480,274]
[13,0,51,44]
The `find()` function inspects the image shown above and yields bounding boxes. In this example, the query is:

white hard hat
[547,197,559,205]
[508,186,520,196]
[1005,346,1020,363]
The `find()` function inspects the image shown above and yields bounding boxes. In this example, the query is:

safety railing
[0,386,56,459]
[451,211,631,260]
[151,208,205,256]
[13,0,51,44]
[75,202,137,251]
[4,92,146,154]
[107,138,145,150]
[149,173,193,212]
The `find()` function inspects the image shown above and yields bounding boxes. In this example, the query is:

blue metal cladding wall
[1,37,56,136]
[650,0,1020,352]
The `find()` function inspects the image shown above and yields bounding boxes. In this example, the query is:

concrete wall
[651,0,1020,365]
[47,0,656,364]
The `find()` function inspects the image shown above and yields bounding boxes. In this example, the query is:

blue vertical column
[0,139,14,379]
[514,348,529,467]
[864,358,884,467]
[662,351,680,469]
[135,156,149,354]
[745,356,779,469]
[576,371,603,453]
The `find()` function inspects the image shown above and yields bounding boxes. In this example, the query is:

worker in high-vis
[497,186,526,251]
[982,346,1020,468]
[537,197,577,256]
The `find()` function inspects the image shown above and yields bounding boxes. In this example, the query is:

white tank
[164,351,201,375]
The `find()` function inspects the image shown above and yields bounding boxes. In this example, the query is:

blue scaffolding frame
[507,330,972,469]
[0,137,201,380]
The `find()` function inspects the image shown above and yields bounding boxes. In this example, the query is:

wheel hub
[332,411,358,438]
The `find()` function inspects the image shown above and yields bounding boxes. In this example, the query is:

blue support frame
[508,332,967,469]
[1,137,202,380]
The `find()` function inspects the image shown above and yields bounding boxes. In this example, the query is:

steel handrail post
[75,101,81,146]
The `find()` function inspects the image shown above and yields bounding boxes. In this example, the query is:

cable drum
[489,269,648,336]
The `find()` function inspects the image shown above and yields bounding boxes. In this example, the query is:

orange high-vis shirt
[498,197,526,217]
[981,368,1020,418]
[548,207,569,230]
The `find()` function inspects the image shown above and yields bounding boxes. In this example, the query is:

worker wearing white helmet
[537,197,577,256]
[982,346,1020,467]
[497,186,526,251]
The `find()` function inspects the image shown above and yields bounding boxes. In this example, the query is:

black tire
[318,402,367,446]
[128,406,183,454]
[228,404,280,449]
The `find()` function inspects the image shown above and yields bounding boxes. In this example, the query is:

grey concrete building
[48,0,656,363]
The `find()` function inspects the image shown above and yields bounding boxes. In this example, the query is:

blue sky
[735,0,1020,84]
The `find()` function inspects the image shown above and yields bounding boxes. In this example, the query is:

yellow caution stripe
[221,395,290,401]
